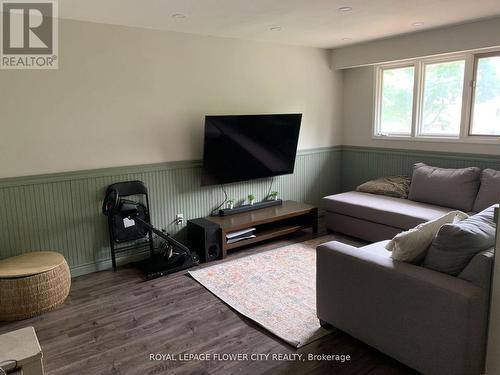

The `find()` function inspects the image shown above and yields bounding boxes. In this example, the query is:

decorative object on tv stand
[226,199,234,209]
[270,191,279,201]
[248,194,255,205]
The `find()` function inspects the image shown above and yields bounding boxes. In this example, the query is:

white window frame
[468,51,500,138]
[373,48,500,144]
[373,61,416,138]
[416,55,467,139]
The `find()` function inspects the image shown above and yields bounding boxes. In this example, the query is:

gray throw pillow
[356,175,411,198]
[423,205,497,276]
[408,163,481,211]
[473,168,500,212]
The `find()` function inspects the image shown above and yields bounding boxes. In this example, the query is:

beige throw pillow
[386,211,469,263]
[356,175,411,199]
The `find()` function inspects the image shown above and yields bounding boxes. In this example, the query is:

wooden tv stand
[207,200,318,258]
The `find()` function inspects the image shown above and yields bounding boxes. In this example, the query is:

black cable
[266,177,275,199]
[134,218,191,254]
[210,184,228,216]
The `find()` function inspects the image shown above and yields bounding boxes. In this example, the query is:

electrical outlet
[175,213,184,225]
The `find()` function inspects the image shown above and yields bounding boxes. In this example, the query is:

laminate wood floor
[0,228,418,375]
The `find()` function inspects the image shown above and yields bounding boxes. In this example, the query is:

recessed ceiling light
[412,21,424,27]
[270,26,282,32]
[341,37,352,41]
[172,13,187,19]
[338,6,353,12]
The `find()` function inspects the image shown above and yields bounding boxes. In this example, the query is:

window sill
[372,135,500,145]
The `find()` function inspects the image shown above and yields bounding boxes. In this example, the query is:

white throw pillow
[387,211,468,263]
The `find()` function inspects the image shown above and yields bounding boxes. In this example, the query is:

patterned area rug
[189,235,339,348]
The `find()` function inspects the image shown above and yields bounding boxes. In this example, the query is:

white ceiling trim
[56,0,500,49]
[331,16,500,69]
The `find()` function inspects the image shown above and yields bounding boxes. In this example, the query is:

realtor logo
[1,0,58,69]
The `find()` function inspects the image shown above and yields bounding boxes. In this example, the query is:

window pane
[471,55,500,136]
[421,60,465,136]
[380,66,414,135]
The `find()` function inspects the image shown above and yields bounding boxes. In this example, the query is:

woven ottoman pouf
[0,251,71,321]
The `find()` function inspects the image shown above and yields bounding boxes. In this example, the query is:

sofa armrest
[316,241,488,375]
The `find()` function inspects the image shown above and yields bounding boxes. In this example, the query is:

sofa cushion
[408,163,481,212]
[325,212,402,242]
[356,175,411,199]
[457,248,494,290]
[473,168,500,212]
[321,191,453,230]
[423,205,497,276]
[387,211,468,263]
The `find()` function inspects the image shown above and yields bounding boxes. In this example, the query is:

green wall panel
[341,146,500,191]
[4,144,497,277]
[0,147,341,276]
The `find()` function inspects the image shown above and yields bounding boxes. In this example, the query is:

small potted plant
[269,191,279,201]
[226,199,234,210]
[248,194,255,205]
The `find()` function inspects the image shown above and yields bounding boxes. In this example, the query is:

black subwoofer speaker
[187,218,221,262]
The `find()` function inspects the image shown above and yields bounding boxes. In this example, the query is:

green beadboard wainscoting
[341,146,500,191]
[3,144,499,277]
[0,147,341,276]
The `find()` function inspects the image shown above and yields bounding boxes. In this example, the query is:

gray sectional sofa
[317,164,499,375]
[322,163,498,242]
[317,239,491,375]
[321,191,453,242]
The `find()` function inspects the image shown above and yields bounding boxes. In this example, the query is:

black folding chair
[102,181,155,271]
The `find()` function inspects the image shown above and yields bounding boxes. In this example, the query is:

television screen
[201,114,302,186]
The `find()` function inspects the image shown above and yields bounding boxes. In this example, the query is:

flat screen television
[201,114,302,186]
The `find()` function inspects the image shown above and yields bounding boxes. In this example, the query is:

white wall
[0,19,342,178]
[342,65,500,155]
[332,16,500,69]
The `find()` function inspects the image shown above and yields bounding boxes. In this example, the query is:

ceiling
[58,0,500,48]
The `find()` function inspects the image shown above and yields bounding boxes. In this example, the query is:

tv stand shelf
[207,201,318,258]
